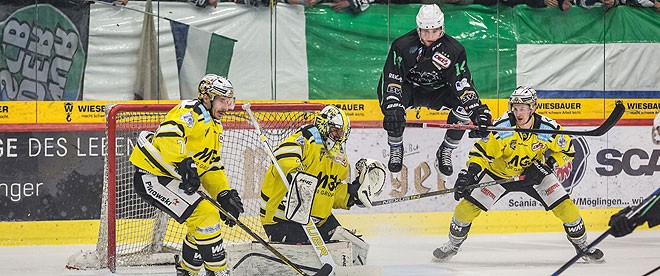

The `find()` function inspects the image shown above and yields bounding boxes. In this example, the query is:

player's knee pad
[563,216,587,243]
[551,198,580,224]
[330,226,369,265]
[180,234,204,273]
[454,199,482,223]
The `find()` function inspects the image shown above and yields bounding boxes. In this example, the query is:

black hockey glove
[177,158,200,195]
[608,207,640,238]
[383,102,406,137]
[469,104,492,139]
[522,160,553,186]
[454,163,481,201]
[217,189,245,227]
[347,178,363,207]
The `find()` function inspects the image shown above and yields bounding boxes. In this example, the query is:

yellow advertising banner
[0,98,658,124]
[0,101,37,124]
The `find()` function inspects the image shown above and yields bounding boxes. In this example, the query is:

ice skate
[436,142,455,176]
[570,240,604,263]
[432,241,460,262]
[388,142,404,173]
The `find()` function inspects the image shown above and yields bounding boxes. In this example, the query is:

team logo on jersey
[386,83,402,96]
[552,136,589,194]
[181,112,194,128]
[531,142,544,151]
[432,52,451,69]
[455,78,471,91]
[557,134,568,148]
[334,155,347,166]
[510,140,517,150]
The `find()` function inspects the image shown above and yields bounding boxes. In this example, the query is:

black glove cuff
[467,163,482,176]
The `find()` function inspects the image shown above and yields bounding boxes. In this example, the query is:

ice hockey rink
[1,230,658,276]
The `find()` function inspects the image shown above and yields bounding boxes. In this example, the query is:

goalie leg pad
[331,226,369,265]
[285,171,319,224]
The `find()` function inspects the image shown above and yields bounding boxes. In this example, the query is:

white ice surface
[1,230,658,276]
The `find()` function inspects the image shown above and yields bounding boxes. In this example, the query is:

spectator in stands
[97,0,218,8]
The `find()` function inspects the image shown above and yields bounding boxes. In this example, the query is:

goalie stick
[243,102,336,276]
[371,175,525,206]
[552,187,660,275]
[407,100,625,137]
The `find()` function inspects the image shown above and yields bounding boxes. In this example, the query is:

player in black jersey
[377,4,492,177]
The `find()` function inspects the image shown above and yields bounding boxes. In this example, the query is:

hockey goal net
[66,103,323,272]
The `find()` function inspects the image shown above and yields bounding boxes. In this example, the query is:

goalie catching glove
[348,158,386,208]
[216,189,244,227]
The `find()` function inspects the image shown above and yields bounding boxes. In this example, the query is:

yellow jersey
[260,125,351,226]
[129,100,229,198]
[468,112,575,179]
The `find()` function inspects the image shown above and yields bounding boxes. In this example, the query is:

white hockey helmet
[509,86,538,111]
[198,74,235,108]
[416,4,444,30]
[314,105,351,157]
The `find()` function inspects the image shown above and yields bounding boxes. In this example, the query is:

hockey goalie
[228,105,386,275]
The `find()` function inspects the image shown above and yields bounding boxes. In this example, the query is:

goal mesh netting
[66,103,322,272]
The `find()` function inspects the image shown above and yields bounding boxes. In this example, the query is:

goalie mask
[508,86,538,112]
[198,74,236,110]
[315,105,351,157]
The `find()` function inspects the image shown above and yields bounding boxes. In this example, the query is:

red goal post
[67,102,324,272]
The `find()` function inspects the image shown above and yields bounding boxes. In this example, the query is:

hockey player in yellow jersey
[259,105,386,259]
[130,74,245,276]
[433,86,604,263]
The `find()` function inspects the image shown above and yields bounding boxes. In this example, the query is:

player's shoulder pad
[181,99,210,124]
[492,112,515,139]
[392,29,421,52]
[533,113,560,142]
[300,125,323,145]
[439,34,466,55]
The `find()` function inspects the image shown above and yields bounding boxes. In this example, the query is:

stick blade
[313,264,333,276]
[588,100,625,136]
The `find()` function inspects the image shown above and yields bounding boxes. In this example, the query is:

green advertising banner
[305,5,660,100]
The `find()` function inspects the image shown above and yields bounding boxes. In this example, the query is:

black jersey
[378,29,479,113]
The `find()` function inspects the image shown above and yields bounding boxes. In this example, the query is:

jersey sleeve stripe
[275,152,302,161]
[275,142,301,151]
[473,143,494,161]
[157,124,184,137]
[155,132,183,138]
[274,146,303,157]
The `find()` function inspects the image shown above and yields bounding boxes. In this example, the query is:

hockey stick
[243,102,335,276]
[552,187,660,275]
[197,191,319,276]
[371,175,525,206]
[407,100,625,137]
